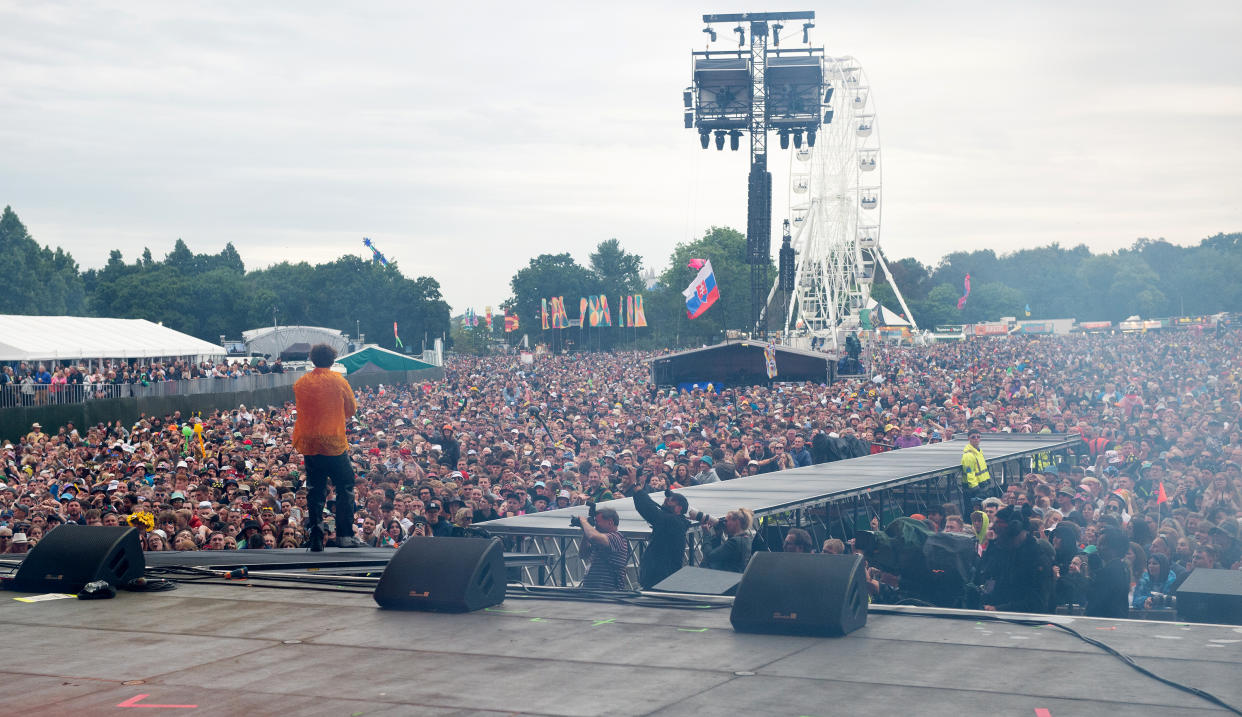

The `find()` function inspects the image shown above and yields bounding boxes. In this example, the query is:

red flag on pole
[1157,481,1168,504]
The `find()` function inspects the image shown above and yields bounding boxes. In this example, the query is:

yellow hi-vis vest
[961,444,991,488]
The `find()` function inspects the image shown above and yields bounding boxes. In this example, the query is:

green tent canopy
[334,346,435,375]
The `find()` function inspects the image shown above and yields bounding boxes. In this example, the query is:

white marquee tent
[241,326,348,358]
[0,315,225,363]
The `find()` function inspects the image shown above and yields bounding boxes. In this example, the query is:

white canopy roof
[0,315,225,363]
[241,326,348,357]
[866,298,913,327]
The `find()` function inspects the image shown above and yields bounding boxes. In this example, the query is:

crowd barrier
[0,366,442,442]
[0,372,304,408]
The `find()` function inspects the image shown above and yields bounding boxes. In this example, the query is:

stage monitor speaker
[730,552,867,637]
[374,537,505,612]
[12,524,144,593]
[653,566,744,595]
[1176,568,1242,625]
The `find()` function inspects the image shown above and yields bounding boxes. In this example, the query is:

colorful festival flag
[504,313,519,332]
[618,296,626,327]
[600,295,611,326]
[485,306,493,330]
[632,294,647,327]
[1025,303,1031,317]
[393,321,403,348]
[587,296,601,327]
[683,260,720,319]
[549,297,569,328]
[541,299,549,330]
[764,341,778,379]
[579,297,587,327]
[956,274,971,310]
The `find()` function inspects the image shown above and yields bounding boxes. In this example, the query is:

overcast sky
[2,1,1240,314]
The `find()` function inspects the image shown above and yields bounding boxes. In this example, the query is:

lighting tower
[687,11,821,335]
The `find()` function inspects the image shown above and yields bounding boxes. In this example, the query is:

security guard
[960,429,992,516]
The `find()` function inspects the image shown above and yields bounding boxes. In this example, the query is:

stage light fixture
[683,90,693,108]
[715,130,726,150]
[700,130,710,149]
[703,26,716,42]
[807,128,817,147]
[772,23,783,46]
[802,21,814,43]
[684,111,694,129]
[824,109,834,124]
[729,129,741,151]
[792,129,803,149]
[735,25,745,46]
[779,130,790,150]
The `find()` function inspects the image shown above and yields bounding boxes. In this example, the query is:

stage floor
[1,579,1239,716]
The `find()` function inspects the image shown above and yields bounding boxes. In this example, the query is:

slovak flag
[682,259,720,319]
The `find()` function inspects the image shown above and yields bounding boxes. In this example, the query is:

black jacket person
[702,508,755,573]
[419,424,460,468]
[979,505,1053,613]
[634,488,691,589]
[1085,528,1132,618]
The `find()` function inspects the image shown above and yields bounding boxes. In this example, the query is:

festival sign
[973,322,1009,336]
[1078,321,1112,330]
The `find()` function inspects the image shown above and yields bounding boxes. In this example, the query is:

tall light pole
[690,11,820,335]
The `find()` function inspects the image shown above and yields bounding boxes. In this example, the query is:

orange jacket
[291,369,357,456]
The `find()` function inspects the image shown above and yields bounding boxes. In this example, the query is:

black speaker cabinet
[1176,568,1242,624]
[13,524,144,593]
[374,537,505,612]
[730,552,868,637]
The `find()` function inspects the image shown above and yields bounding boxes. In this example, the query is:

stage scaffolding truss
[484,435,1078,587]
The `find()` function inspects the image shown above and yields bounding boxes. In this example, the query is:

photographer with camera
[632,483,692,589]
[701,508,755,573]
[572,504,630,590]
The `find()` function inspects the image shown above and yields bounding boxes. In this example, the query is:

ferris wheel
[769,56,916,347]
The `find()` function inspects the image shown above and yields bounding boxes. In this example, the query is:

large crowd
[2,329,1240,615]
[0,357,290,407]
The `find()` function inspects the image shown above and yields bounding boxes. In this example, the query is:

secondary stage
[482,434,1077,539]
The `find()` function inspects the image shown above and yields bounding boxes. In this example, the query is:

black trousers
[304,452,357,538]
[960,481,993,518]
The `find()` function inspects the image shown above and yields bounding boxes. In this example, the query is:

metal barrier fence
[0,371,306,408]
[496,445,1072,588]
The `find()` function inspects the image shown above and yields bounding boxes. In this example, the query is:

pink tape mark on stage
[118,694,198,709]
[1034,709,1052,717]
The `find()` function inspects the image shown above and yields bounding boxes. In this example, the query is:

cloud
[1,0,1239,315]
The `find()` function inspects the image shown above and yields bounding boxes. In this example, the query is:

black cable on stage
[504,583,731,611]
[123,577,178,592]
[869,607,1242,716]
[146,565,376,594]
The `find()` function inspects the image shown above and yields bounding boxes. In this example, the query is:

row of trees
[4,203,1239,353]
[0,206,450,348]
[481,229,1242,351]
[874,234,1242,329]
[477,230,767,351]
